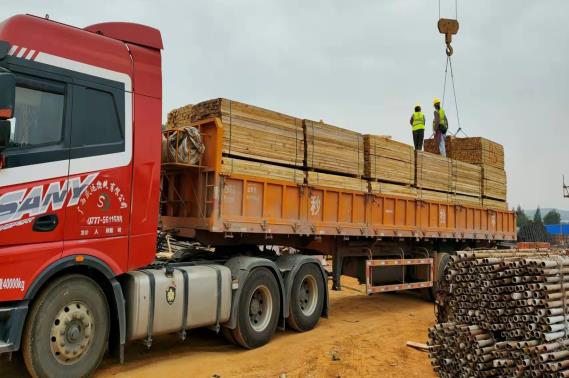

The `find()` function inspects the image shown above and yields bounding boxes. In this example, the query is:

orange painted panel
[353,194,365,223]
[339,193,353,223]
[245,181,263,218]
[265,184,283,219]
[395,200,407,226]
[284,187,300,220]
[323,192,339,223]
[308,189,324,222]
[384,198,396,226]
[222,179,243,216]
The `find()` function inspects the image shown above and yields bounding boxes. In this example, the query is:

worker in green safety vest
[409,103,425,150]
[433,97,449,157]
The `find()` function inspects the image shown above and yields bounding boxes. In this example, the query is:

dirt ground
[1,277,436,378]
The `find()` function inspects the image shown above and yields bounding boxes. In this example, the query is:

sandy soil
[1,277,437,378]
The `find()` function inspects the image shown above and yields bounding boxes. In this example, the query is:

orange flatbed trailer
[162,118,516,293]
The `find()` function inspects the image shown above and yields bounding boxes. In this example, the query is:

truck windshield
[8,86,64,148]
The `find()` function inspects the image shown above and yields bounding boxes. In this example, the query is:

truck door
[63,72,132,272]
[0,71,71,299]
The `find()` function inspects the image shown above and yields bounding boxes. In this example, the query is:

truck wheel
[22,274,109,378]
[286,263,325,332]
[429,252,450,300]
[231,268,280,349]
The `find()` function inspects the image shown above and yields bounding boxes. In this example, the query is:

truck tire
[286,263,325,332]
[22,274,110,378]
[231,268,280,349]
[430,252,450,300]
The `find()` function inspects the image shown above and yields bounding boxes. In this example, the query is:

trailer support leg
[332,253,343,291]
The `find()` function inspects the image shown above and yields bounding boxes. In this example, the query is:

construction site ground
[1,277,436,378]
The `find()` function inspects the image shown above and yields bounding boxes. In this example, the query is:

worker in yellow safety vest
[409,103,425,150]
[433,98,449,157]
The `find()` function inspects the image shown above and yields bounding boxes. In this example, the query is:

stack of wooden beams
[452,160,482,198]
[424,136,453,155]
[306,171,367,192]
[450,137,504,169]
[304,119,364,177]
[482,165,507,201]
[364,135,415,185]
[221,157,304,185]
[166,104,193,129]
[419,189,452,204]
[483,198,509,211]
[369,181,417,198]
[191,98,304,167]
[415,151,452,193]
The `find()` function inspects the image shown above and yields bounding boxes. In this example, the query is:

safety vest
[438,108,447,126]
[412,112,425,131]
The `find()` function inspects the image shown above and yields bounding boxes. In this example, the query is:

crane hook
[438,18,459,56]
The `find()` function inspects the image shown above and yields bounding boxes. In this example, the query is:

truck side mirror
[0,72,15,119]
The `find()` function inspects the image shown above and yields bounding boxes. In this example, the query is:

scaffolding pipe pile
[429,249,569,377]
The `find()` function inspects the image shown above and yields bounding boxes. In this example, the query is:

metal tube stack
[429,249,569,377]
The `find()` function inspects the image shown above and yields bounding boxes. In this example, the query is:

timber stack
[166,98,508,209]
[425,136,507,210]
[429,249,569,378]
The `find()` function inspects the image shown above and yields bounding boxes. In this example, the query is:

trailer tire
[231,268,280,349]
[286,263,325,332]
[430,252,450,300]
[22,274,109,378]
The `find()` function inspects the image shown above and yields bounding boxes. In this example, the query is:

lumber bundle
[191,98,304,167]
[450,137,505,169]
[306,171,367,192]
[430,250,569,378]
[415,151,452,192]
[221,157,304,185]
[424,136,452,155]
[419,189,452,204]
[304,119,364,177]
[166,104,193,129]
[483,198,509,211]
[370,181,417,198]
[482,166,508,201]
[364,135,415,185]
[453,160,482,198]
[424,137,505,170]
[455,193,483,208]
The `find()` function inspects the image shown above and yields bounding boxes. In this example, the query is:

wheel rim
[50,300,95,365]
[298,275,318,317]
[248,285,273,332]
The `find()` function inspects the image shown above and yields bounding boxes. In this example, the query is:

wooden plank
[482,166,507,200]
[370,181,417,198]
[192,98,304,167]
[306,171,367,192]
[364,134,415,185]
[221,157,304,184]
[452,160,482,197]
[483,198,509,211]
[425,136,504,169]
[415,151,452,192]
[166,104,193,129]
[305,119,364,176]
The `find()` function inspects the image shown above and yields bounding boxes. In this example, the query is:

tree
[516,205,529,228]
[533,206,543,224]
[544,209,561,225]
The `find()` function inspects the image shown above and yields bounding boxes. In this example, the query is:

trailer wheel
[286,263,325,332]
[231,268,280,349]
[22,274,109,378]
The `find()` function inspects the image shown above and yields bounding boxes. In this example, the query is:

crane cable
[439,0,466,137]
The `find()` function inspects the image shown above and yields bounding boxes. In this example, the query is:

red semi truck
[0,15,515,377]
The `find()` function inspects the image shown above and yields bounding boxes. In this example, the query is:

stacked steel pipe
[429,249,569,377]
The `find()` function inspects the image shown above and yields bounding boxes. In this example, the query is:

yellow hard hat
[433,97,441,106]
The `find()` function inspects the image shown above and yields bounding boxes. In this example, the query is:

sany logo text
[0,173,98,225]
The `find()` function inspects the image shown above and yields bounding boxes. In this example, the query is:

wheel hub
[50,301,94,365]
[248,285,272,332]
[298,275,318,316]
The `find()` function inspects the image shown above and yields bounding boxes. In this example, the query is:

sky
[3,0,568,210]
